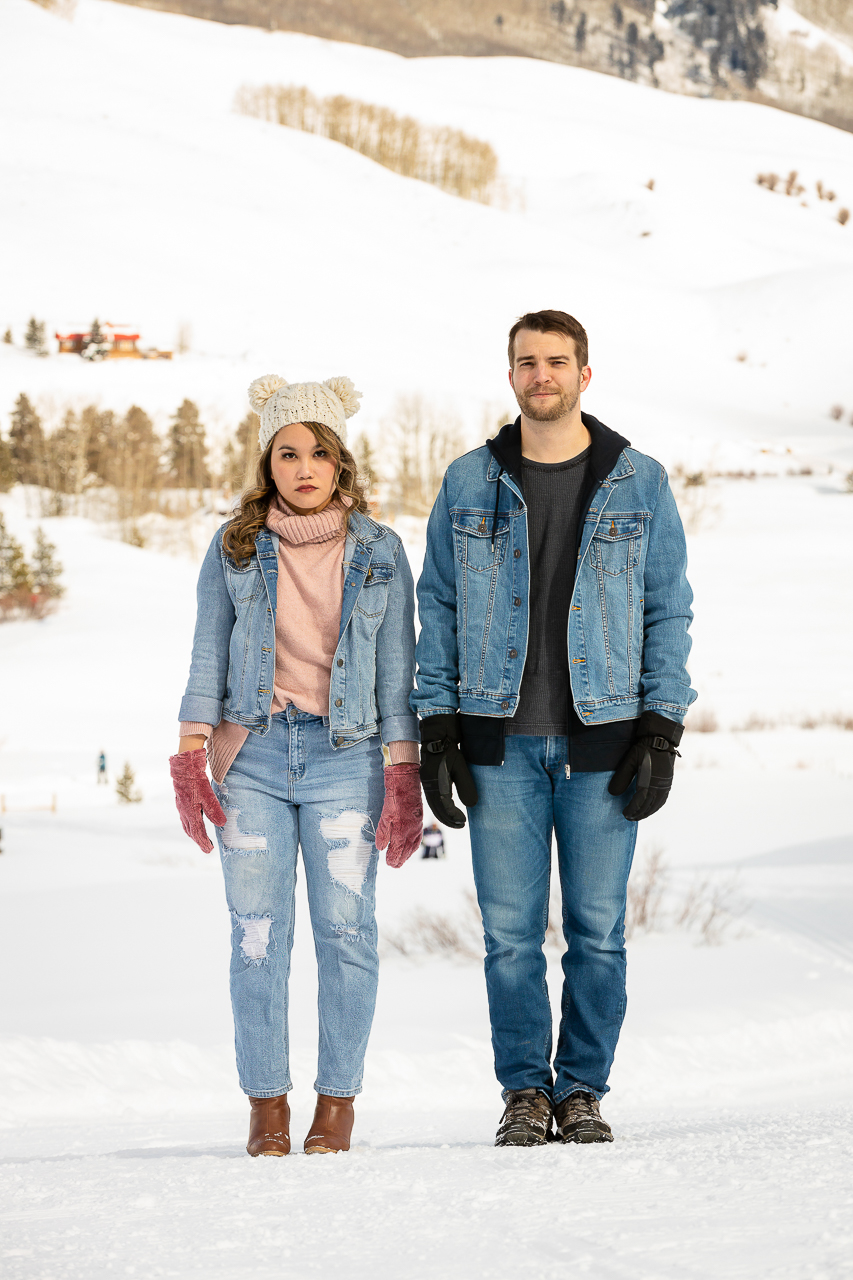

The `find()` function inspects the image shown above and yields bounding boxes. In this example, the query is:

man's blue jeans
[468,735,638,1103]
[211,707,384,1100]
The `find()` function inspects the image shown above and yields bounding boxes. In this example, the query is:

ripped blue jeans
[212,706,384,1099]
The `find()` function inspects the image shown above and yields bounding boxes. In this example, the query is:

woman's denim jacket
[412,418,697,728]
[179,511,418,750]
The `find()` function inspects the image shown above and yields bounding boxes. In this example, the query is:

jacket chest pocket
[453,513,509,573]
[590,517,643,577]
[227,562,264,601]
[356,561,393,618]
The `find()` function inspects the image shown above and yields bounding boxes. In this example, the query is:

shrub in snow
[116,763,142,805]
[838,208,850,226]
[2,328,11,344]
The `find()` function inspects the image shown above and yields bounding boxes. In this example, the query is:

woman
[170,373,423,1157]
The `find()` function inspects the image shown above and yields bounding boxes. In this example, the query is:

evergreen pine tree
[116,762,142,804]
[222,411,258,491]
[83,406,119,485]
[0,437,14,492]
[89,318,104,345]
[168,399,209,492]
[32,527,64,599]
[123,405,162,492]
[9,393,45,485]
[353,433,380,491]
[0,514,34,616]
[24,318,47,356]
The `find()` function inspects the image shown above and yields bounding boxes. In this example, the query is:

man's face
[509,329,591,421]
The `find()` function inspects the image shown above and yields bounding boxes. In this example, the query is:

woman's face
[269,423,338,515]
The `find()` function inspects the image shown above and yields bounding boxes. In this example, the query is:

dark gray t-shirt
[506,446,591,737]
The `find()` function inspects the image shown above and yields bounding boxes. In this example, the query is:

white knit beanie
[248,374,362,452]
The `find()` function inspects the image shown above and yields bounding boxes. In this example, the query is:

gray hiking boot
[554,1091,613,1144]
[495,1088,553,1147]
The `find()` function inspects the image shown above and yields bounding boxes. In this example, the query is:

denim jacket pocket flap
[363,561,394,584]
[593,517,644,542]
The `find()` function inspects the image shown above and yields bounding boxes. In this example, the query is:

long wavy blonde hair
[222,421,370,565]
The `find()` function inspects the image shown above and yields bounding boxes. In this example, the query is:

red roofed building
[56,323,141,357]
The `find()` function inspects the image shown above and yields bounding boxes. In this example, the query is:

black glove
[419,714,478,829]
[608,711,683,821]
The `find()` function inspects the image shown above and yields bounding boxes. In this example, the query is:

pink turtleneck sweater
[180,497,418,782]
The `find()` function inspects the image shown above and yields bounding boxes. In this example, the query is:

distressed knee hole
[221,806,267,857]
[319,810,374,895]
[333,923,363,942]
[233,913,273,964]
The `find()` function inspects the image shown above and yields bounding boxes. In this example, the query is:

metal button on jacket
[334,698,343,707]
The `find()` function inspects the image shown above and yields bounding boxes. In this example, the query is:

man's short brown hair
[508,310,589,369]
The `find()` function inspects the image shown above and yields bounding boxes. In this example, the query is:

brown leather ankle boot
[304,1094,355,1154]
[247,1094,291,1157]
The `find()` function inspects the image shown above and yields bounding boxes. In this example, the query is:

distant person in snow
[96,752,107,785]
[421,822,445,858]
[413,310,696,1147]
[171,374,421,1159]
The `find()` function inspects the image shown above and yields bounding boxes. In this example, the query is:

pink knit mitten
[375,762,423,868]
[169,748,226,854]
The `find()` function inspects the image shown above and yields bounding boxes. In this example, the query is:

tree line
[0,394,259,521]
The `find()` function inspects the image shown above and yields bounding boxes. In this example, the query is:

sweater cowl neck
[265,492,350,546]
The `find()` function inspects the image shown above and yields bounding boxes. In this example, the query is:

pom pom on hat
[323,376,362,419]
[248,374,288,414]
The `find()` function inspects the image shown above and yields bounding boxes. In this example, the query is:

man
[412,310,695,1146]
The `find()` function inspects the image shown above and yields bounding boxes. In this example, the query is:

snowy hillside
[1,3,853,1277]
[1,0,853,457]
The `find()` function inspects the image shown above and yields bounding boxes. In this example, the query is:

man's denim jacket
[179,511,418,750]
[412,415,697,731]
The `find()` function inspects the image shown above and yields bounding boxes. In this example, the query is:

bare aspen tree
[235,85,499,204]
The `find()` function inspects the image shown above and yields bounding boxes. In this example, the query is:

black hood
[487,412,630,484]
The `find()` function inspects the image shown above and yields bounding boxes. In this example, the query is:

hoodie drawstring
[491,467,503,551]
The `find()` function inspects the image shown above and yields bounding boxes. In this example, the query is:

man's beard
[516,376,581,422]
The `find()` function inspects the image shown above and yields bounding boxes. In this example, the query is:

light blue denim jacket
[180,511,418,749]
[413,417,696,728]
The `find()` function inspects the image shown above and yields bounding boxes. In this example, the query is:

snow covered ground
[1,0,853,1275]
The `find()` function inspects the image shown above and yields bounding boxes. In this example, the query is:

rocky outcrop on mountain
[109,0,853,133]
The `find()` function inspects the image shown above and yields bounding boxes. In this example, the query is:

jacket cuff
[380,713,419,745]
[178,695,223,725]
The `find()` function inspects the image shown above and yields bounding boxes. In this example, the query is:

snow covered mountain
[110,0,853,133]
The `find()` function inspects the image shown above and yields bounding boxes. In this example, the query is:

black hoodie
[457,413,638,771]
